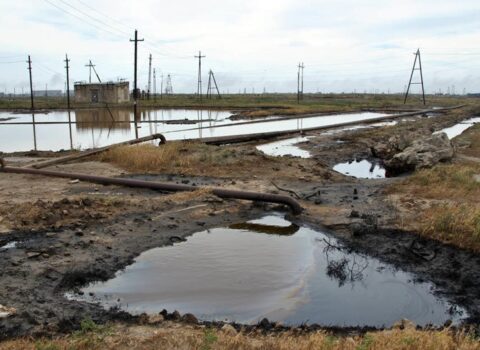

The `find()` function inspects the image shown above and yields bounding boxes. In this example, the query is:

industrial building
[74,81,130,104]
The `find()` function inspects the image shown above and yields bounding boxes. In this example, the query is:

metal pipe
[0,165,303,215]
[28,133,166,169]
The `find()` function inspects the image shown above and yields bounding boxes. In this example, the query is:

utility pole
[64,54,71,109]
[27,55,34,110]
[85,61,96,84]
[147,53,152,99]
[153,68,157,101]
[130,29,144,138]
[404,49,425,105]
[195,51,206,99]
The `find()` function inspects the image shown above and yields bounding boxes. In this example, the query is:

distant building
[74,82,130,104]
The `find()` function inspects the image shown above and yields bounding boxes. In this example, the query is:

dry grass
[98,142,284,178]
[391,163,480,202]
[1,323,479,350]
[99,142,239,174]
[420,204,480,250]
[455,123,480,158]
[388,162,480,250]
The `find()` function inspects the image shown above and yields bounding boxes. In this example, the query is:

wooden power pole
[27,55,34,111]
[130,29,144,138]
[64,54,71,109]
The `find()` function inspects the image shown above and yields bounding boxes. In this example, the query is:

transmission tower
[297,62,305,103]
[195,51,206,99]
[165,74,173,94]
[160,74,164,99]
[404,49,425,105]
[147,53,152,99]
[206,70,221,99]
[153,68,156,101]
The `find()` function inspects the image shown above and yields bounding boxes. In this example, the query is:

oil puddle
[256,137,311,158]
[333,159,386,179]
[434,117,480,139]
[68,215,466,327]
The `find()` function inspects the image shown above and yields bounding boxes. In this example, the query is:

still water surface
[69,215,466,327]
[0,109,387,152]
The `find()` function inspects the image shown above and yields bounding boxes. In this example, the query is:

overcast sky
[0,0,479,94]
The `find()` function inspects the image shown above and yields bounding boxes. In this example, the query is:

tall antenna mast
[404,49,425,105]
[195,51,206,99]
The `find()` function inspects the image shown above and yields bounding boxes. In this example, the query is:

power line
[56,0,130,36]
[75,0,132,32]
[43,0,125,39]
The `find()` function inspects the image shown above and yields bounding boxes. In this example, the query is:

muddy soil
[1,106,479,339]
[299,111,471,167]
[0,193,270,339]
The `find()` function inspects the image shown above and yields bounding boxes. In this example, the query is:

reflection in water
[31,113,37,151]
[0,111,396,152]
[75,109,131,131]
[322,237,369,287]
[68,214,467,327]
[229,222,300,236]
[333,159,386,179]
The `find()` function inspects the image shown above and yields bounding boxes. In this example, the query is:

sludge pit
[68,214,466,327]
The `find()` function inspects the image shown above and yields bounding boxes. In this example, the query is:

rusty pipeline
[0,164,303,215]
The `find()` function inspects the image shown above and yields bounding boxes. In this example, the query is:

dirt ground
[0,105,480,347]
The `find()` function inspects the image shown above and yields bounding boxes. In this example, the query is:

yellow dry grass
[98,142,259,176]
[388,162,480,251]
[1,323,479,350]
[420,204,480,250]
[393,163,480,202]
[455,122,480,158]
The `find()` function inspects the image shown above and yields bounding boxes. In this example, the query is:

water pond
[68,214,466,327]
